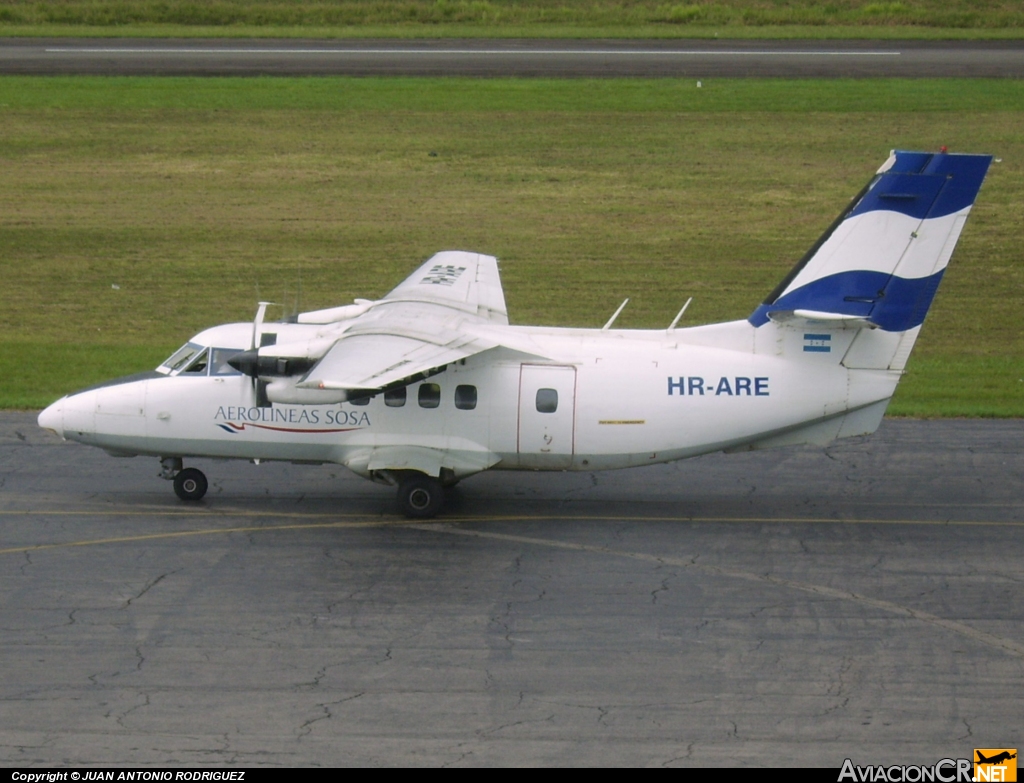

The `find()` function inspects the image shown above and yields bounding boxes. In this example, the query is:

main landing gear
[396,474,445,519]
[160,457,209,501]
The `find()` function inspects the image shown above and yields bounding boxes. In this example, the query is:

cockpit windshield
[157,342,244,377]
[181,349,209,375]
[159,342,204,374]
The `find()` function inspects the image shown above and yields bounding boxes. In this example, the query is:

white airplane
[38,149,992,517]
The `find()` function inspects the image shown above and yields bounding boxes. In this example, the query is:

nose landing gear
[173,468,209,501]
[160,457,209,501]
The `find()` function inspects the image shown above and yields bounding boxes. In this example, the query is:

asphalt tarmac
[2,37,1024,77]
[2,412,1022,766]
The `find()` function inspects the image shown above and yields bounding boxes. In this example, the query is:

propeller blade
[251,301,272,350]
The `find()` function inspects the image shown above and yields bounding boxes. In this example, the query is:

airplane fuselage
[42,318,898,481]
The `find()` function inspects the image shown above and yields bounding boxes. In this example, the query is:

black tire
[173,467,208,501]
[397,475,444,519]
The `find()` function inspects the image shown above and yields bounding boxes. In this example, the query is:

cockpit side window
[210,348,244,376]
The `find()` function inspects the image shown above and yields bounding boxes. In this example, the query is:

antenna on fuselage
[667,297,693,332]
[602,298,630,331]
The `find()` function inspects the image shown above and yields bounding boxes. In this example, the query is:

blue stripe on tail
[749,150,992,332]
[749,269,945,331]
[848,151,992,220]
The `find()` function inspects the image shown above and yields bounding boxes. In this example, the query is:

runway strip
[3,37,1023,76]
[43,46,902,56]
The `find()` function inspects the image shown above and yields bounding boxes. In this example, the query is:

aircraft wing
[298,326,497,391]
[296,251,517,391]
[381,250,509,325]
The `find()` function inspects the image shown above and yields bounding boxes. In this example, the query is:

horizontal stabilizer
[768,309,878,330]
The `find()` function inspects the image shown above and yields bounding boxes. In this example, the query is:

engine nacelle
[264,380,379,406]
[227,350,318,380]
[264,380,347,405]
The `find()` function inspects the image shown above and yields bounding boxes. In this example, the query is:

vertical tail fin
[749,150,992,332]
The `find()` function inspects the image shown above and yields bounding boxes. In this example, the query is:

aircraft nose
[37,398,65,437]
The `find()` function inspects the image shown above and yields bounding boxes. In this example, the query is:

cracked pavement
[1,413,1022,765]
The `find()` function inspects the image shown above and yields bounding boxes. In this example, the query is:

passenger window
[455,385,477,410]
[384,387,407,408]
[182,349,210,375]
[349,394,370,406]
[536,388,558,413]
[419,383,441,409]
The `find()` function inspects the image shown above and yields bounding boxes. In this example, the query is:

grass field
[1,0,1024,39]
[1,76,1021,414]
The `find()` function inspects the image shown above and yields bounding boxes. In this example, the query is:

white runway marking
[45,47,902,57]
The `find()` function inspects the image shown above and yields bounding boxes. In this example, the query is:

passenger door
[517,364,576,468]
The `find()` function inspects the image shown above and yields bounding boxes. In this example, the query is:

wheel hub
[408,488,431,510]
